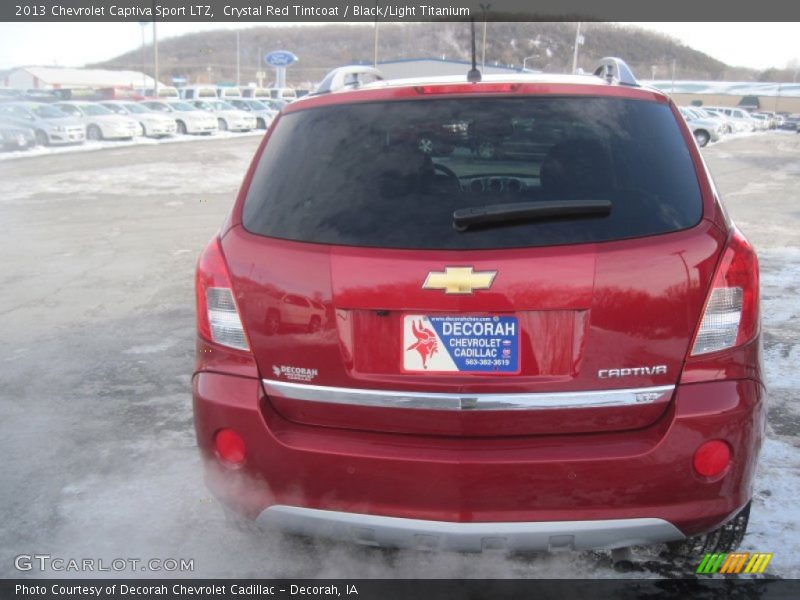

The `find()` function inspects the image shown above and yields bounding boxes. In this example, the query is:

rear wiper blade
[452,200,612,232]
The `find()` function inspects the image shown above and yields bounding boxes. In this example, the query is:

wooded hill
[95,22,753,89]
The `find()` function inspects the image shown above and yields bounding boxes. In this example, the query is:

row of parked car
[134,84,307,103]
[0,96,286,151]
[678,105,798,147]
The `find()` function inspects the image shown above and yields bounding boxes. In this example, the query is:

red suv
[193,59,764,556]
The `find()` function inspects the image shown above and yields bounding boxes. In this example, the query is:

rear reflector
[691,229,758,356]
[693,440,731,477]
[196,237,250,352]
[214,428,246,465]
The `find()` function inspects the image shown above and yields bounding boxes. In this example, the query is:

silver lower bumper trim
[255,506,685,552]
[261,379,674,411]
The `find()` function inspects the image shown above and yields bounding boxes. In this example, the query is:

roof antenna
[467,18,482,82]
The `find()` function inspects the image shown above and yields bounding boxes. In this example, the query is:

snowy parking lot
[0,131,798,580]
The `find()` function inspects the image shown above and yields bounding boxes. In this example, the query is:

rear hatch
[224,92,724,437]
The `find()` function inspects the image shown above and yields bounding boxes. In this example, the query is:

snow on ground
[0,132,798,580]
[0,129,263,162]
[741,245,800,577]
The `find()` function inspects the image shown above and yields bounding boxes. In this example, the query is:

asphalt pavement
[0,132,798,579]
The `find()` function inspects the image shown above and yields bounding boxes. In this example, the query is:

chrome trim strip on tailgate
[261,379,674,411]
[256,506,686,551]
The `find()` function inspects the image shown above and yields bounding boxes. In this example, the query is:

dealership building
[650,80,800,113]
[364,57,528,80]
[2,66,159,91]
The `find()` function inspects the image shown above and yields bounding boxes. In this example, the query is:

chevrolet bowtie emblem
[422,267,497,294]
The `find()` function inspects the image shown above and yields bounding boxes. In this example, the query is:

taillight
[196,236,250,352]
[691,229,759,356]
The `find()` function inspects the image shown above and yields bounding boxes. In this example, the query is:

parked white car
[100,101,177,137]
[179,85,219,100]
[135,86,180,100]
[705,107,757,132]
[54,101,140,141]
[229,99,278,129]
[140,100,218,135]
[217,87,242,99]
[242,87,271,99]
[749,113,770,131]
[678,107,724,147]
[690,107,732,134]
[268,87,297,102]
[189,100,256,132]
[0,102,85,146]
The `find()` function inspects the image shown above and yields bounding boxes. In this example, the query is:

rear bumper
[256,506,684,552]
[193,371,765,549]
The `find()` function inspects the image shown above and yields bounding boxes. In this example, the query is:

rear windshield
[243,97,703,250]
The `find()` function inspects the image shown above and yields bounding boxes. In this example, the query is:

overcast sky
[1,22,799,72]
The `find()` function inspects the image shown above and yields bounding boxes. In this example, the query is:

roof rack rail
[593,57,638,87]
[313,66,384,95]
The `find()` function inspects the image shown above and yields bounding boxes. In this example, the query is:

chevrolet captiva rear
[193,60,763,555]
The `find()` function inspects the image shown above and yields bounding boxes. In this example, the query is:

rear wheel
[176,120,187,135]
[665,502,751,560]
[477,140,497,159]
[87,125,103,141]
[35,130,49,146]
[218,118,228,132]
[417,135,453,157]
[257,118,266,130]
[694,129,710,147]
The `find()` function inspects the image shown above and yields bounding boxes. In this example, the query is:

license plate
[402,315,520,373]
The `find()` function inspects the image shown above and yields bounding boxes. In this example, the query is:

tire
[218,118,228,132]
[138,123,147,137]
[176,120,187,135]
[694,130,710,148]
[35,130,49,146]
[666,502,751,560]
[257,118,266,130]
[417,136,453,157]
[417,136,434,155]
[86,125,103,141]
[478,140,497,159]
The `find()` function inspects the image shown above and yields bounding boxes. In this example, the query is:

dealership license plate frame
[402,314,520,374]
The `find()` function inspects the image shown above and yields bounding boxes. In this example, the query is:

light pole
[151,1,158,97]
[571,22,583,74]
[479,3,490,70]
[671,59,677,94]
[373,16,379,67]
[257,46,263,88]
[236,29,241,86]
[522,55,536,71]
[139,22,147,90]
